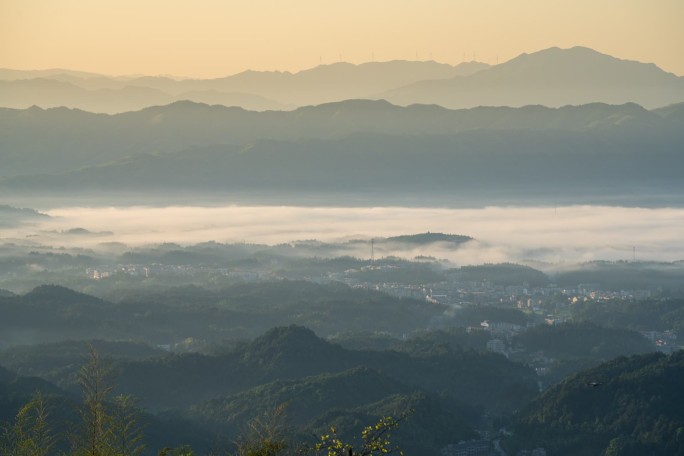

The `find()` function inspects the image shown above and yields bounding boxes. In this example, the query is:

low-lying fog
[5,204,684,265]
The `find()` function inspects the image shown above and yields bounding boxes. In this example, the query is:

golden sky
[1,0,683,78]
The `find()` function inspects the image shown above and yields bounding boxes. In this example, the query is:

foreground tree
[1,392,56,456]
[71,346,145,456]
[71,345,113,456]
[234,404,289,456]
[110,395,146,456]
[313,414,409,456]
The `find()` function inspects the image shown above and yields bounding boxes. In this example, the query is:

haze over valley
[2,2,684,455]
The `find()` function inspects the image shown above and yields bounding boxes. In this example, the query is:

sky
[2,0,683,78]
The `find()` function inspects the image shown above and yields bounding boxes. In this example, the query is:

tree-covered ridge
[570,297,684,333]
[507,351,684,455]
[0,281,446,345]
[555,261,684,292]
[513,322,654,360]
[189,365,478,454]
[109,325,538,414]
[449,263,550,287]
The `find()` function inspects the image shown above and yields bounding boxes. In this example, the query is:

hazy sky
[2,0,683,78]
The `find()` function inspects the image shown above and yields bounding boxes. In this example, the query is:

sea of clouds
[2,204,679,266]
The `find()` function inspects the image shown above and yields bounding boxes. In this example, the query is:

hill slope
[508,351,684,455]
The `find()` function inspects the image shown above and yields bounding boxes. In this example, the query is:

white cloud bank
[5,204,684,265]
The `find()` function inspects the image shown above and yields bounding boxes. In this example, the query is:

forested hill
[384,232,472,245]
[113,325,538,414]
[507,351,684,455]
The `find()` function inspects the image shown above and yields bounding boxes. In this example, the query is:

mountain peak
[383,46,684,109]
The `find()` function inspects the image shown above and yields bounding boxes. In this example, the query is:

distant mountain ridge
[0,60,488,112]
[3,47,679,111]
[383,46,684,109]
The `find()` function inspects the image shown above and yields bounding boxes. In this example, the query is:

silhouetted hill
[239,326,348,376]
[0,204,48,227]
[0,289,15,298]
[23,284,105,306]
[654,101,684,122]
[507,351,684,455]
[384,232,472,245]
[383,46,684,109]
[0,78,289,113]
[0,364,66,423]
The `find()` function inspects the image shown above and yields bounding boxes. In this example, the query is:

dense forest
[507,351,684,455]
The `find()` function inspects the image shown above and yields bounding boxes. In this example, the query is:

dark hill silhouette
[385,232,472,245]
[239,325,348,376]
[23,285,105,307]
[0,205,48,227]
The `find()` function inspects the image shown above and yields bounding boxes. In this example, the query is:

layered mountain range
[2,47,683,113]
[1,99,682,204]
[1,46,683,205]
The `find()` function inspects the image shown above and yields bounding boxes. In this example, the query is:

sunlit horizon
[2,1,683,78]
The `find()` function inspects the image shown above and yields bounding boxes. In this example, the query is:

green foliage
[72,346,114,456]
[311,392,477,456]
[314,414,408,456]
[71,347,146,456]
[157,445,195,456]
[110,395,146,456]
[1,392,56,456]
